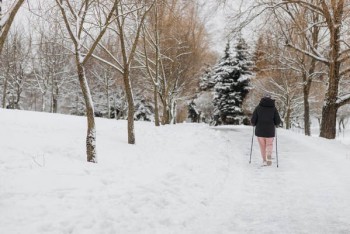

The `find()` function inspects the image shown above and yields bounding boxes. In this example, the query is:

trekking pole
[276,127,279,168]
[249,126,255,164]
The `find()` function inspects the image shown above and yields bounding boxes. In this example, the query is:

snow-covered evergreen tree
[134,98,154,121]
[199,65,215,91]
[212,38,252,125]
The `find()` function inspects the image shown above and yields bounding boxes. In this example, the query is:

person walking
[251,94,282,166]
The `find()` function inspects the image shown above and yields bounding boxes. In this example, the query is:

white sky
[9,0,256,56]
[199,0,258,55]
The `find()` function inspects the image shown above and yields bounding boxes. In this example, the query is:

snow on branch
[89,53,123,74]
[337,94,350,107]
[340,67,350,77]
[286,42,329,64]
[81,2,119,65]
[338,47,350,63]
[281,0,324,15]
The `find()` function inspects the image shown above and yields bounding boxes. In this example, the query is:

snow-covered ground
[1,109,350,234]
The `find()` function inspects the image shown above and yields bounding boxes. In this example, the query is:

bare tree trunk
[303,85,311,135]
[285,109,291,129]
[160,80,170,125]
[52,96,58,113]
[76,60,97,163]
[2,76,8,108]
[116,6,136,144]
[114,1,154,143]
[123,69,135,144]
[153,0,160,126]
[154,84,159,126]
[1,55,10,108]
[285,95,291,129]
[34,93,37,111]
[320,103,338,139]
[320,25,342,139]
[52,84,58,113]
[106,78,110,118]
[162,99,170,124]
[55,0,119,162]
[50,83,53,113]
[171,100,177,124]
[41,93,46,112]
[303,11,319,137]
[320,65,340,139]
[302,73,312,136]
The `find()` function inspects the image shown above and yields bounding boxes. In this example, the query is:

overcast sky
[9,0,255,56]
[199,1,231,53]
[200,0,257,55]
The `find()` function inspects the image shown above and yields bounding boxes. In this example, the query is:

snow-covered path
[188,126,350,234]
[1,109,350,234]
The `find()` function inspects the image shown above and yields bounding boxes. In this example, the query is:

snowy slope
[1,109,350,234]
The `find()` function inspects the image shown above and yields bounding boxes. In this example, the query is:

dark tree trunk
[320,103,338,139]
[319,0,343,139]
[320,38,340,139]
[2,76,8,108]
[302,73,312,136]
[52,85,59,113]
[285,107,291,129]
[106,78,110,118]
[319,47,341,139]
[154,84,160,126]
[303,90,311,135]
[284,95,291,129]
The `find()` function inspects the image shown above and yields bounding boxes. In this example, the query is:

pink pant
[257,137,274,161]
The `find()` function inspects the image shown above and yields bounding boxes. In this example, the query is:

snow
[1,109,350,233]
[337,93,350,105]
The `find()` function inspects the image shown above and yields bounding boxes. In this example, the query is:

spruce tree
[212,38,252,125]
[199,65,215,91]
[134,97,154,121]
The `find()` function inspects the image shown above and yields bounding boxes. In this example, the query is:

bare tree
[54,0,119,162]
[230,0,350,139]
[89,61,117,118]
[137,0,162,126]
[0,0,25,54]
[0,0,26,106]
[91,0,155,144]
[137,0,214,124]
[31,19,74,113]
[0,25,31,109]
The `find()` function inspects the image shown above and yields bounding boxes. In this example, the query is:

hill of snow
[1,109,350,233]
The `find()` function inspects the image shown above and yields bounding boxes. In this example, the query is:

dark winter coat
[251,97,282,138]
